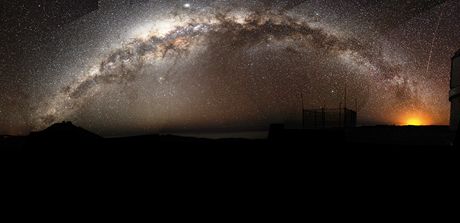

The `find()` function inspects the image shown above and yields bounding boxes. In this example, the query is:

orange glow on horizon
[397,111,432,126]
[405,117,423,126]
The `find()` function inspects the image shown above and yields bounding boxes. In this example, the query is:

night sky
[1,0,460,136]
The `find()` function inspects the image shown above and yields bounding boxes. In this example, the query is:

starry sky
[1,0,460,136]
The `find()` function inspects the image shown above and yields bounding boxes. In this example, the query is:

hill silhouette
[0,121,458,154]
[24,121,102,151]
[30,121,101,140]
[20,121,264,152]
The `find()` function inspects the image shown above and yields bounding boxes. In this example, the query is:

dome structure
[449,49,460,129]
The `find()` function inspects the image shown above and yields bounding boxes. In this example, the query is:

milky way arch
[33,7,409,130]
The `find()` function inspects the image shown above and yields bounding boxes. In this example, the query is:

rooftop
[455,49,460,57]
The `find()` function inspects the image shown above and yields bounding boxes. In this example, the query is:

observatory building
[449,49,460,130]
[303,108,357,129]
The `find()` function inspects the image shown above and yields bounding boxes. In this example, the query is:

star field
[1,0,460,136]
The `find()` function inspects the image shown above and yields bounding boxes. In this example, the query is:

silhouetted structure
[25,121,102,151]
[449,49,460,130]
[303,108,357,129]
[0,121,455,152]
[454,120,460,148]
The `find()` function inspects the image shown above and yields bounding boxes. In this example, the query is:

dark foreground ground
[2,123,456,211]
[2,122,458,188]
[1,122,458,153]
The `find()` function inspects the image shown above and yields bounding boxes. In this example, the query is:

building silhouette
[303,108,357,129]
[449,49,460,130]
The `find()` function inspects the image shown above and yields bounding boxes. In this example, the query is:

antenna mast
[355,98,358,112]
[301,92,305,128]
[344,84,347,110]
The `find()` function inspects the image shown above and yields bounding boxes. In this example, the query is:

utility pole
[343,84,348,126]
[339,102,342,126]
[355,98,358,112]
[344,84,348,110]
[301,92,305,129]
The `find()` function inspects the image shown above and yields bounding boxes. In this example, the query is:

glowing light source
[399,112,431,126]
[184,3,191,8]
[405,117,423,126]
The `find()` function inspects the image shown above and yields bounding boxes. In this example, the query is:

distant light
[405,117,423,126]
[398,110,432,126]
[184,3,191,8]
